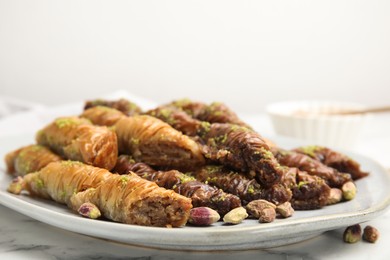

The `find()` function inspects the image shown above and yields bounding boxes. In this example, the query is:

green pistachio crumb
[55,118,78,128]
[130,138,139,145]
[179,174,195,184]
[247,185,255,194]
[35,178,44,189]
[299,145,321,157]
[297,181,308,189]
[120,175,130,186]
[61,161,83,167]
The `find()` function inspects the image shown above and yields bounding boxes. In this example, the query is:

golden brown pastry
[9,161,191,227]
[146,105,201,136]
[5,145,62,176]
[81,107,205,171]
[81,106,124,127]
[36,117,118,170]
[70,173,192,227]
[21,161,112,205]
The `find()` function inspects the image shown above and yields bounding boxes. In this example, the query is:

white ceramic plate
[1,134,390,251]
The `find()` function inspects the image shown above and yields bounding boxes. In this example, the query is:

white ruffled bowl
[266,101,369,149]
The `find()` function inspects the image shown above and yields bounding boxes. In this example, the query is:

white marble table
[1,101,390,260]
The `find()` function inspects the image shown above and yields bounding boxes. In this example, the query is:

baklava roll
[70,173,192,227]
[36,117,118,170]
[84,98,142,116]
[294,145,369,180]
[21,161,112,205]
[273,148,352,188]
[192,165,292,206]
[199,123,284,187]
[114,155,241,216]
[82,107,205,171]
[5,144,61,176]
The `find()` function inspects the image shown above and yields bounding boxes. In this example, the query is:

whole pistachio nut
[363,225,380,243]
[246,199,276,218]
[342,181,357,201]
[223,207,248,224]
[327,188,343,205]
[7,176,24,195]
[188,207,220,226]
[343,224,362,243]
[276,201,294,218]
[259,207,276,223]
[78,202,101,219]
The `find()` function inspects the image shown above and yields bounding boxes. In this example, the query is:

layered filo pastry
[4,97,369,228]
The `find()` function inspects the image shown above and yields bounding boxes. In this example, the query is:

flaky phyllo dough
[36,117,118,170]
[5,144,62,176]
[81,106,205,171]
[9,161,191,227]
[5,97,370,228]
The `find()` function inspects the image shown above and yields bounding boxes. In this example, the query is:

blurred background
[0,0,389,113]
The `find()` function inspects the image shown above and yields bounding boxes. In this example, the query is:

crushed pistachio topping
[247,185,255,194]
[120,175,130,186]
[90,99,105,106]
[60,190,67,199]
[214,134,228,144]
[205,165,222,174]
[257,147,273,160]
[278,150,289,156]
[230,124,250,132]
[297,181,308,189]
[213,110,223,117]
[35,178,44,189]
[18,161,31,173]
[210,101,222,106]
[130,138,139,145]
[159,108,172,119]
[29,145,44,152]
[61,160,83,167]
[125,156,136,164]
[206,102,222,115]
[96,105,117,112]
[179,174,195,184]
[212,192,226,202]
[55,118,79,129]
[230,125,240,131]
[299,145,321,158]
[173,98,192,108]
[206,176,218,183]
[199,121,211,134]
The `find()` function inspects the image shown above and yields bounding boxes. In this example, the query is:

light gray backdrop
[1,0,389,113]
